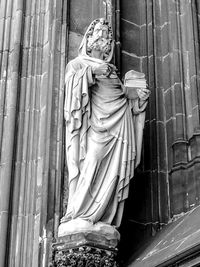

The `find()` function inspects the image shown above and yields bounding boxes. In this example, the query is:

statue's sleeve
[64,59,95,133]
[64,59,95,181]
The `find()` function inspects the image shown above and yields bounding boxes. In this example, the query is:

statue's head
[86,18,113,58]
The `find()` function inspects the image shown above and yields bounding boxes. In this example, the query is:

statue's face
[87,21,112,55]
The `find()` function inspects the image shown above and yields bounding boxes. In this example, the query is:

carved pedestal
[53,244,118,267]
[52,221,119,266]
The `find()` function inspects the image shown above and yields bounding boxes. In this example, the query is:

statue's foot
[58,218,93,237]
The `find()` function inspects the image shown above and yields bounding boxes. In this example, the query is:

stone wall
[0,0,67,266]
[0,0,199,266]
[119,0,200,264]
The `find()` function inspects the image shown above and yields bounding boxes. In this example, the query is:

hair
[86,18,113,58]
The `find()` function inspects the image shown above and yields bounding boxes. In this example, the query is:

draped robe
[63,55,147,227]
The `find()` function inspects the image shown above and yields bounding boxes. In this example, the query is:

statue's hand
[93,64,112,76]
[137,88,150,101]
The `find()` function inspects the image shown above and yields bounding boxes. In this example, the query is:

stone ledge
[57,231,118,250]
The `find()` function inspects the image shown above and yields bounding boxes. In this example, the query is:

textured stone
[121,51,141,76]
[128,205,200,267]
[155,23,171,57]
[121,19,141,56]
[121,0,146,26]
[0,212,8,267]
[154,0,169,26]
[164,88,173,120]
[156,87,165,122]
[174,83,184,114]
[13,10,23,44]
[158,171,170,222]
[172,140,188,165]
[176,114,186,140]
[157,122,167,171]
[190,134,200,159]
[0,0,7,19]
[58,220,120,248]
[172,51,182,83]
[68,31,82,61]
[192,106,200,131]
[70,0,93,35]
[162,54,173,90]
[53,245,118,267]
[3,17,11,51]
[170,169,186,215]
[166,118,175,149]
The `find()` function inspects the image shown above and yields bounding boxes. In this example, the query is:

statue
[59,18,150,236]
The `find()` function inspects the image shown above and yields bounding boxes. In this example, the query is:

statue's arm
[64,59,95,125]
[65,59,95,87]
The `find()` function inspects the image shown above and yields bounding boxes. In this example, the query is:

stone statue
[58,18,150,237]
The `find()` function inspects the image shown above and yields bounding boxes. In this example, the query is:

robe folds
[63,55,147,227]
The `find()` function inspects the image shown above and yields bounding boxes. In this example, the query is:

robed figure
[60,18,149,232]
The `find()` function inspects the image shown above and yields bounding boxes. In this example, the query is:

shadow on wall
[118,169,156,266]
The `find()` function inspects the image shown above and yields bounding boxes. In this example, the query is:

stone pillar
[0,0,68,266]
[0,0,24,265]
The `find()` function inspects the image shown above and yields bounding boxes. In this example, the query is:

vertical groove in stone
[23,0,40,264]
[168,0,200,216]
[9,0,36,265]
[191,1,200,130]
[53,0,67,241]
[0,0,68,265]
[0,0,24,265]
[178,1,196,139]
[115,0,121,75]
[0,0,8,158]
[39,0,66,265]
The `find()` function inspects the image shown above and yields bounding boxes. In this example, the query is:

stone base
[58,219,120,248]
[52,220,119,266]
[53,245,118,267]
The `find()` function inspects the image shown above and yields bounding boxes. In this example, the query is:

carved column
[0,0,67,266]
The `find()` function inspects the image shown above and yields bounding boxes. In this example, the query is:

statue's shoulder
[66,57,84,71]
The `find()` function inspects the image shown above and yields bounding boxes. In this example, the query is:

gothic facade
[0,0,199,266]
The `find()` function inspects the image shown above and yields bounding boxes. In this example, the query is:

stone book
[124,70,147,99]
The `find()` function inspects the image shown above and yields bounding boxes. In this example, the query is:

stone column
[0,0,67,266]
[0,0,25,265]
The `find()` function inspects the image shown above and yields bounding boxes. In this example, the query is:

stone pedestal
[53,243,118,267]
[52,220,119,266]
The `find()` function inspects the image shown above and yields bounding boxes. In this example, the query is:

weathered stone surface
[121,0,146,26]
[53,245,118,267]
[121,19,142,56]
[121,51,141,75]
[53,226,119,266]
[58,220,120,249]
[128,205,200,267]
[68,31,82,61]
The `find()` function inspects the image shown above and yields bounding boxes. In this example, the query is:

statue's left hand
[137,88,150,101]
